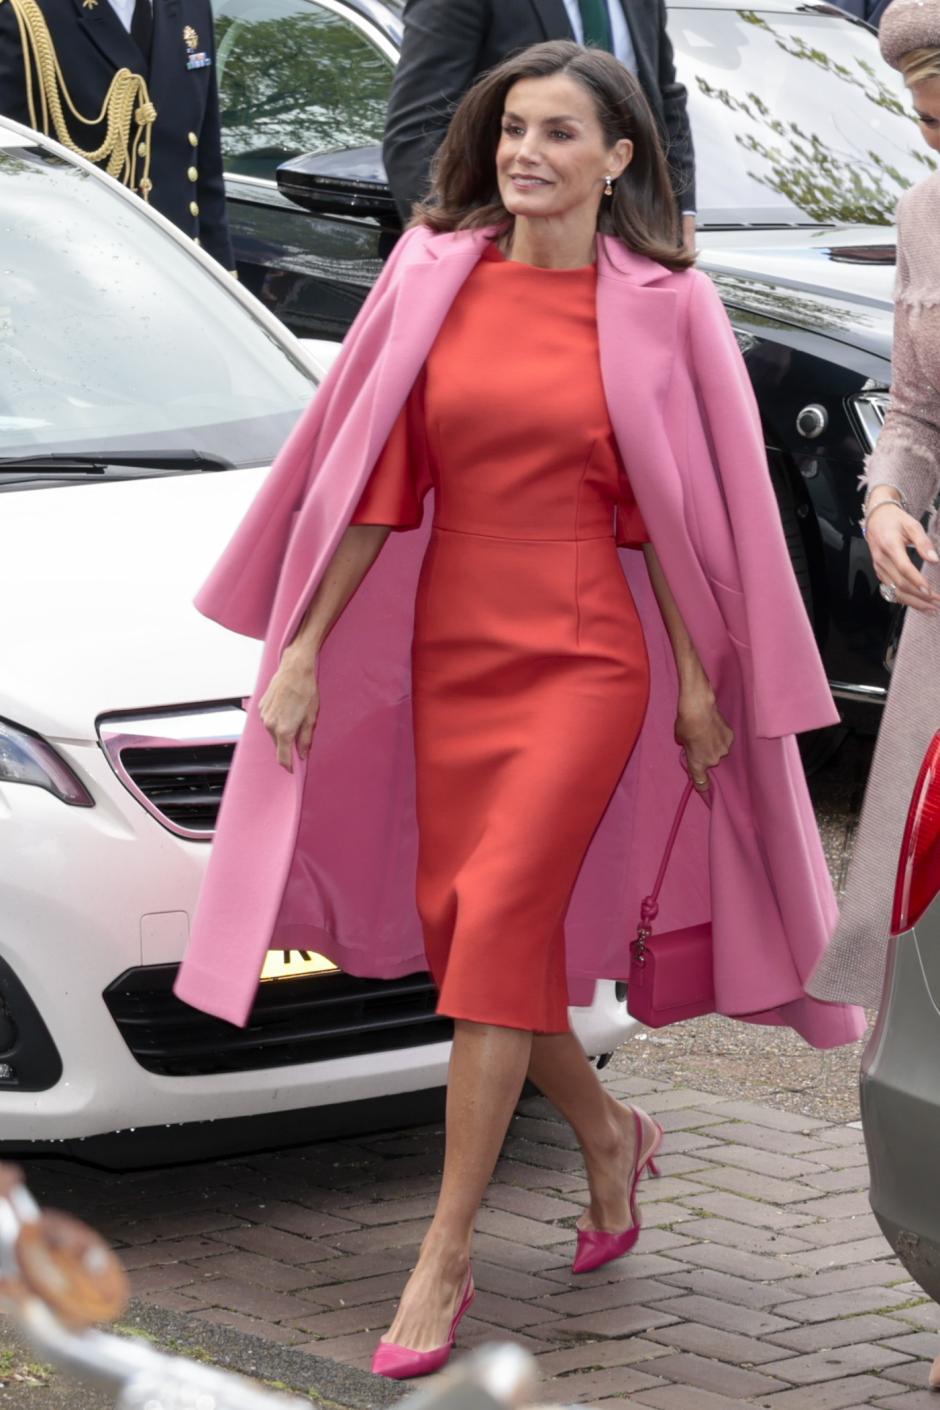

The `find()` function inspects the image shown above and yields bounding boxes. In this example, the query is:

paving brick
[194,1308,307,1344]
[652,1153,717,1177]
[704,1123,836,1156]
[535,1339,674,1375]
[778,1264,912,1299]
[878,1331,940,1359]
[129,1263,201,1294]
[885,1301,940,1332]
[647,1292,795,1339]
[683,1191,816,1231]
[553,1303,681,1338]
[330,1196,439,1227]
[470,1260,563,1301]
[654,1130,722,1154]
[287,1299,400,1338]
[483,1184,583,1222]
[787,1214,883,1247]
[656,1108,728,1133]
[645,1319,798,1366]
[634,1201,698,1228]
[189,1250,329,1293]
[760,1343,913,1384]
[143,1289,216,1313]
[492,1157,585,1192]
[293,1329,386,1362]
[325,1218,432,1255]
[458,1317,557,1354]
[672,1240,806,1282]
[791,1191,874,1220]
[477,1289,564,1331]
[801,1167,878,1195]
[226,1201,359,1241]
[769,1313,909,1352]
[695,1145,826,1180]
[759,1376,910,1409]
[307,1249,416,1285]
[501,1137,583,1173]
[638,1177,709,1202]
[635,1389,755,1410]
[879,1360,938,1388]
[771,1287,915,1324]
[704,1101,827,1131]
[540,1277,682,1316]
[119,1237,226,1270]
[541,1366,666,1400]
[656,1265,800,1310]
[194,1277,325,1322]
[778,1236,897,1273]
[871,1394,938,1409]
[690,1163,820,1205]
[541,1250,691,1287]
[298,1271,412,1311]
[109,1210,243,1243]
[637,1351,790,1398]
[630,1089,724,1113]
[212,1224,339,1267]
[666,1217,814,1257]
[469,1232,569,1274]
[474,1207,573,1247]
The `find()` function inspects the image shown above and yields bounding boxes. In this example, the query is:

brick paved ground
[18,1072,940,1409]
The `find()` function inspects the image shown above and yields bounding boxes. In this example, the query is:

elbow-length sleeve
[865,198,940,520]
[350,373,431,529]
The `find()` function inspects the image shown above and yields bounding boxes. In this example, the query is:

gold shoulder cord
[0,0,157,197]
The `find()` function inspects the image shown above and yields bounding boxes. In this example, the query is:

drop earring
[604,175,614,197]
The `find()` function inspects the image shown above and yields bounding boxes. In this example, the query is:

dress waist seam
[431,525,614,545]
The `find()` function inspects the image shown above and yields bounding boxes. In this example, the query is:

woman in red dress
[259,44,733,1378]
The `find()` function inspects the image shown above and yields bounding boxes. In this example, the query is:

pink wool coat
[174,225,865,1047]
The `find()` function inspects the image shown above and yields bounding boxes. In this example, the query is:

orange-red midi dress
[352,243,651,1033]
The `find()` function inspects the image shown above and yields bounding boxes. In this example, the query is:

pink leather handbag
[627,779,715,1028]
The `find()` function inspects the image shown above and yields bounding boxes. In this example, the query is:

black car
[210,0,931,752]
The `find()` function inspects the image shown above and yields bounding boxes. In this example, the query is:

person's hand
[676,685,733,793]
[258,651,320,772]
[866,499,940,613]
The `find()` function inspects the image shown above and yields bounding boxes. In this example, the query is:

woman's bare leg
[527,1032,658,1231]
[382,1019,533,1351]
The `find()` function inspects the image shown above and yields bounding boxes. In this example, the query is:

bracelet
[862,497,909,537]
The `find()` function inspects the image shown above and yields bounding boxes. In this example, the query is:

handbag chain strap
[631,778,696,966]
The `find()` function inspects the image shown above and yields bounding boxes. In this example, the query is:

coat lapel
[71,0,144,75]
[527,0,575,40]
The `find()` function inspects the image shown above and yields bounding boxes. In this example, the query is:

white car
[0,117,633,1151]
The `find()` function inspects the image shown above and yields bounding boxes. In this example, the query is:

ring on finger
[879,580,899,604]
[692,774,709,790]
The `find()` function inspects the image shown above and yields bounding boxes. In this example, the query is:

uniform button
[193,236,201,246]
[188,131,198,147]
[138,142,147,157]
[187,166,198,182]
[189,200,199,217]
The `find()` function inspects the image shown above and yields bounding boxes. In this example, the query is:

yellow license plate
[260,949,339,982]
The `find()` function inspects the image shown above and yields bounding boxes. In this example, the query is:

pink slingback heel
[572,1107,664,1275]
[371,1269,475,1380]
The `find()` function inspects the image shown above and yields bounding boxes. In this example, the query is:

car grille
[98,704,245,840]
[103,965,451,1077]
[117,742,234,832]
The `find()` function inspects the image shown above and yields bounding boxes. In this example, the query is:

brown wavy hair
[413,40,693,272]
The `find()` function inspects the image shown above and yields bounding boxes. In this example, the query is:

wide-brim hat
[880,0,940,70]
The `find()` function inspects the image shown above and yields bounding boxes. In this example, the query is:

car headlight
[849,386,890,454]
[0,718,93,806]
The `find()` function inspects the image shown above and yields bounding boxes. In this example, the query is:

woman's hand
[866,499,940,613]
[676,685,734,793]
[258,650,320,772]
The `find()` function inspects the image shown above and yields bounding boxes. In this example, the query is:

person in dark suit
[0,0,234,269]
[835,0,893,24]
[384,0,696,247]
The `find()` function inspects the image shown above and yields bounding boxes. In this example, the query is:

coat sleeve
[863,198,940,520]
[686,270,837,737]
[382,0,487,222]
[656,0,695,213]
[194,8,235,272]
[0,3,32,127]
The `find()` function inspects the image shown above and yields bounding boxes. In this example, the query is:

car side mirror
[276,145,401,227]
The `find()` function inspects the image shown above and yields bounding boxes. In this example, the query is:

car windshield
[0,141,314,468]
[672,8,937,226]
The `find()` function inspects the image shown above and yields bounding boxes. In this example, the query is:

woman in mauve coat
[174,43,864,1378]
[809,1,940,1015]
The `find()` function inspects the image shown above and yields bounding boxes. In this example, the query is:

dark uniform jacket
[0,0,234,268]
[383,0,696,221]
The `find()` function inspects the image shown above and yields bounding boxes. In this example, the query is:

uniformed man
[0,0,235,269]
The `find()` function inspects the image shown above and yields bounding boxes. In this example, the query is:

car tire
[770,460,847,775]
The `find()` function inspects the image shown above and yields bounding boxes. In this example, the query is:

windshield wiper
[0,449,234,473]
